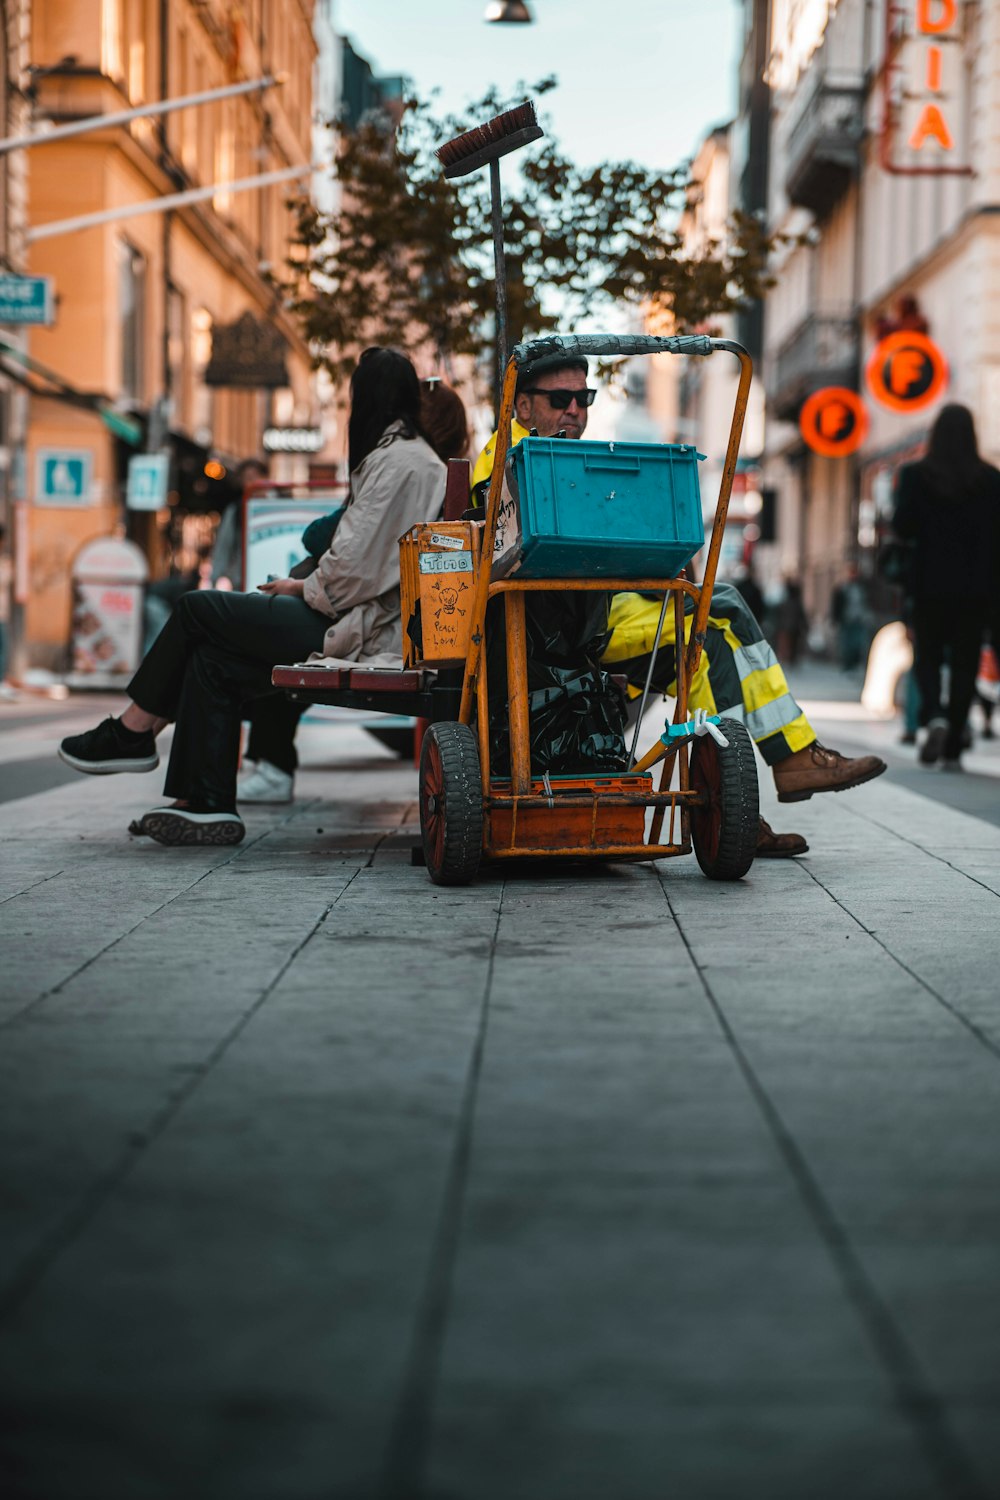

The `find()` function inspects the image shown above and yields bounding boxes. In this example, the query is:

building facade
[757,0,1000,626]
[15,0,317,671]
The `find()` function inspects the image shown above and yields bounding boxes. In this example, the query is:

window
[118,240,146,400]
[167,285,189,427]
[191,306,214,441]
[101,0,125,82]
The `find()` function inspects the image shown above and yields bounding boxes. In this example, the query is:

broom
[436,102,543,386]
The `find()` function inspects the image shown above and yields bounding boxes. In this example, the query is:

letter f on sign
[888,351,926,395]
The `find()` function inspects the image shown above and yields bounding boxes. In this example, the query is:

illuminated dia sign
[866,331,949,413]
[262,427,324,453]
[880,0,973,176]
[799,388,869,458]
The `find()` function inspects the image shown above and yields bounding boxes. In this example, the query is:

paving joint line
[656,872,986,1500]
[0,868,361,1323]
[379,885,507,1500]
[0,798,321,1029]
[837,798,1000,902]
[1,832,271,1029]
[797,859,1000,1066]
[0,868,65,908]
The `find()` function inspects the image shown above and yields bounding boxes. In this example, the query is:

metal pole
[0,75,283,157]
[627,590,671,767]
[489,158,508,393]
[27,162,315,242]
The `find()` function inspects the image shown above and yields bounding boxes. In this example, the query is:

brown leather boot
[755,818,808,858]
[773,740,887,803]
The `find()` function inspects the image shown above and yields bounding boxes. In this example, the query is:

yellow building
[19,0,317,670]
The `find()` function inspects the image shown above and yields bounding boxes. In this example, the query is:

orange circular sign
[866,331,949,413]
[799,387,869,457]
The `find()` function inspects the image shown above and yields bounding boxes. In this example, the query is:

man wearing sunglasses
[471,352,886,858]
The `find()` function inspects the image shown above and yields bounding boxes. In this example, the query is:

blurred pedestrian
[894,403,1000,768]
[830,564,869,672]
[210,456,269,591]
[58,348,445,844]
[0,523,14,697]
[774,575,809,665]
[733,562,764,624]
[142,545,213,654]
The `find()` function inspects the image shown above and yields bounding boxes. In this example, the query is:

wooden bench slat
[348,668,424,692]
[271,665,351,690]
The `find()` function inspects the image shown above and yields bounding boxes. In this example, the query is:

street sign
[35,447,93,506]
[799,388,869,457]
[263,426,324,453]
[100,404,144,447]
[126,453,170,511]
[866,331,949,413]
[0,274,54,326]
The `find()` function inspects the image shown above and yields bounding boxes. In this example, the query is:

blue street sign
[126,453,170,511]
[0,275,54,326]
[35,448,93,507]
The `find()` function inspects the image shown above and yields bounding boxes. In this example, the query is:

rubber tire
[419,722,483,886]
[688,719,759,881]
[367,725,416,758]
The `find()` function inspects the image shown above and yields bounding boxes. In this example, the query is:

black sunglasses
[521,386,597,410]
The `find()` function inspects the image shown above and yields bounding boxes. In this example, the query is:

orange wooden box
[487,774,654,852]
[400,521,482,667]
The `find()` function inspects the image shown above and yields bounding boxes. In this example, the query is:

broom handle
[490,158,508,388]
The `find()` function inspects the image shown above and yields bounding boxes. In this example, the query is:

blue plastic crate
[495,436,705,579]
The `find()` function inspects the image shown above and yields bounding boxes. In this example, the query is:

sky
[334,0,741,176]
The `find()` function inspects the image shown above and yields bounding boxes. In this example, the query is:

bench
[270,662,461,724]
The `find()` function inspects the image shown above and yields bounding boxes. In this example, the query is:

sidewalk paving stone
[0,705,998,1499]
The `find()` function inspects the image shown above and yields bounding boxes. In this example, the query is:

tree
[283,80,777,383]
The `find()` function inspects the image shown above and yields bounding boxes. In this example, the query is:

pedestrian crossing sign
[126,453,170,511]
[35,448,93,507]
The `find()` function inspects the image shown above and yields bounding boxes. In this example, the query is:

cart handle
[510,332,714,364]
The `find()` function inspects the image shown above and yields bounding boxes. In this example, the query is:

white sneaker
[237,759,294,803]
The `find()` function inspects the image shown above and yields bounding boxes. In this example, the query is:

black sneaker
[59,717,159,775]
[129,805,245,846]
[918,719,947,766]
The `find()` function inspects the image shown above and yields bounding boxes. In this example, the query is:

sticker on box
[428,532,466,550]
[419,551,473,574]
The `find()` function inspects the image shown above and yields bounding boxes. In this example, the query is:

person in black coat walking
[893,404,1000,767]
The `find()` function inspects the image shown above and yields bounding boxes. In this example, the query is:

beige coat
[303,423,445,665]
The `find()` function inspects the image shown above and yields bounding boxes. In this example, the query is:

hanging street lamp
[484,1,534,22]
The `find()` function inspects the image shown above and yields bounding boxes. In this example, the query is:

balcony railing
[770,312,858,421]
[784,69,864,219]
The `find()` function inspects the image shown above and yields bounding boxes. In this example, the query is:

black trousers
[246,696,304,775]
[128,589,329,807]
[911,598,985,759]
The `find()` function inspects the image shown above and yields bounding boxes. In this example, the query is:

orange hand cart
[413,331,759,886]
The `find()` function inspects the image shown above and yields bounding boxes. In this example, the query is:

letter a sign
[880,0,972,176]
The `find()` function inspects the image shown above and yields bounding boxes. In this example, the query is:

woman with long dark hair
[894,403,1000,766]
[58,347,445,844]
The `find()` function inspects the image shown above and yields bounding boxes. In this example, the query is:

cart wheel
[419,722,483,886]
[689,719,759,881]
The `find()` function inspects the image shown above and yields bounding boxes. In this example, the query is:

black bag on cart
[486,590,628,775]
